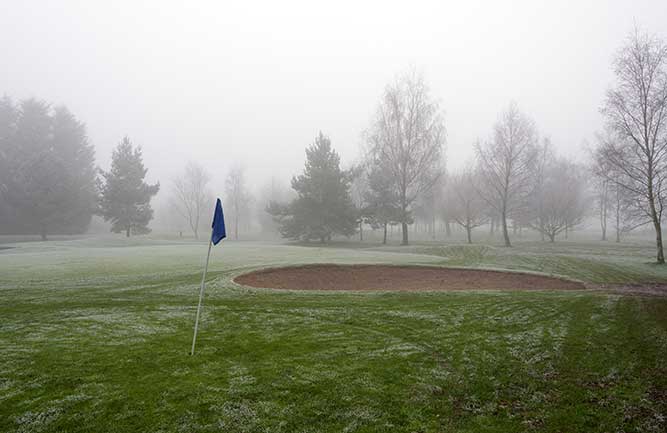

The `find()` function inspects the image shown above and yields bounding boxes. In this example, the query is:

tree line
[3,27,666,264]
[265,27,667,265]
[0,97,159,239]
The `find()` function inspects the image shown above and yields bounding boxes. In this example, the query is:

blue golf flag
[192,198,226,355]
[211,198,226,245]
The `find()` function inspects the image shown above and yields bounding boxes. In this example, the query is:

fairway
[1,238,666,432]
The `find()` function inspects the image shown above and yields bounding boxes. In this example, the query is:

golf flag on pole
[191,198,226,355]
[211,198,226,245]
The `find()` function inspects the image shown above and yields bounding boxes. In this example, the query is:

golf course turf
[1,238,666,432]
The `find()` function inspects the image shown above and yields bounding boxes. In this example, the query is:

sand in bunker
[234,264,586,291]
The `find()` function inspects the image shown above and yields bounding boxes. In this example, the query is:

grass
[409,240,667,283]
[1,236,666,432]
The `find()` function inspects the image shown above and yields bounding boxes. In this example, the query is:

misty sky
[2,0,667,197]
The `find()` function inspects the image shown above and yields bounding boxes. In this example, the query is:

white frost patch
[15,393,90,433]
[225,365,257,396]
[367,342,425,358]
[213,401,260,432]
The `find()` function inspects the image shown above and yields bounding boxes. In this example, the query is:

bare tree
[610,180,643,242]
[446,167,487,243]
[530,138,555,241]
[171,161,211,239]
[599,28,667,263]
[591,135,617,241]
[528,157,588,242]
[598,179,610,241]
[366,70,446,245]
[595,131,653,242]
[225,165,251,240]
[475,103,538,247]
[593,173,612,241]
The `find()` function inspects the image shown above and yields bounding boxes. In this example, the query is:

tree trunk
[501,211,511,247]
[466,227,472,244]
[445,220,451,237]
[601,181,608,241]
[401,222,409,245]
[616,203,621,243]
[647,167,665,263]
[548,233,555,243]
[40,226,47,241]
[359,221,363,242]
[383,223,388,244]
[126,227,130,237]
[652,214,664,264]
[653,219,665,265]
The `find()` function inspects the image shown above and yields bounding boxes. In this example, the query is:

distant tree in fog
[610,180,642,242]
[268,132,357,243]
[366,71,445,245]
[0,96,17,226]
[446,167,487,244]
[591,141,613,241]
[363,160,401,244]
[49,106,98,232]
[599,28,667,263]
[529,138,554,241]
[99,136,159,237]
[257,177,290,235]
[172,162,211,239]
[527,156,587,242]
[594,130,651,243]
[438,177,455,238]
[350,164,369,241]
[225,165,252,240]
[413,179,442,240]
[0,97,97,239]
[476,103,538,247]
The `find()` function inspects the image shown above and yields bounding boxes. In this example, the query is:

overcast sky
[2,0,667,196]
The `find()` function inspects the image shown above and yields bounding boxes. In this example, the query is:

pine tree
[99,136,160,237]
[9,99,55,239]
[268,132,357,242]
[0,96,17,226]
[363,162,401,244]
[0,98,97,239]
[50,106,98,234]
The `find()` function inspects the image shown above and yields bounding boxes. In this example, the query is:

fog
[5,4,667,426]
[2,1,665,187]
[3,1,667,243]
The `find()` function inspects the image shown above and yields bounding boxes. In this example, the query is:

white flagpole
[191,234,213,356]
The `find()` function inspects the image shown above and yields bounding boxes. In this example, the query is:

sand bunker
[234,264,585,292]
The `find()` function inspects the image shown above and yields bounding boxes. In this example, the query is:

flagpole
[191,234,213,356]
